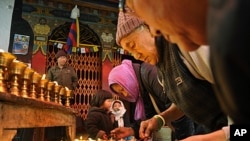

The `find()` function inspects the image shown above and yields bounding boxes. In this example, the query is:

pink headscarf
[108,59,146,120]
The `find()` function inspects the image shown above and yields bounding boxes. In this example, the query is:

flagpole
[76,17,80,47]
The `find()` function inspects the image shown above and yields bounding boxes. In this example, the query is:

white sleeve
[180,45,214,84]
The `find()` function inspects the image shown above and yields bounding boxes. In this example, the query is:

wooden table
[0,92,77,141]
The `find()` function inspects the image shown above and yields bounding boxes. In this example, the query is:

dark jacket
[155,36,228,131]
[133,62,171,117]
[208,0,250,124]
[85,107,114,139]
[46,65,78,90]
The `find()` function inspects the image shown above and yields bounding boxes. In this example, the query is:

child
[110,100,130,128]
[85,90,114,140]
[110,100,134,141]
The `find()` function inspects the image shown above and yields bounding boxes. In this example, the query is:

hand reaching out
[110,127,134,140]
[139,117,159,139]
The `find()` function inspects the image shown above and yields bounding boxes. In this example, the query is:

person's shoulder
[141,62,157,74]
[141,62,155,69]
[48,66,57,71]
[88,108,107,117]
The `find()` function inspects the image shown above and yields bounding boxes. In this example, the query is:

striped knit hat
[116,7,144,46]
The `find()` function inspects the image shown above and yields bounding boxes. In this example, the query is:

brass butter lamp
[0,50,16,93]
[9,60,28,96]
[46,81,55,102]
[65,87,72,107]
[38,74,49,101]
[59,87,65,105]
[53,82,62,103]
[20,67,34,97]
[29,72,42,99]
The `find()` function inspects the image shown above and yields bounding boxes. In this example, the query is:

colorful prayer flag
[93,46,99,52]
[64,18,79,54]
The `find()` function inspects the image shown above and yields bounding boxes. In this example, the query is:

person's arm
[46,67,53,81]
[139,103,184,139]
[159,103,184,125]
[71,67,78,90]
[141,63,166,98]
[180,126,229,141]
[123,111,131,127]
[85,111,105,139]
[141,63,171,111]
[110,119,143,140]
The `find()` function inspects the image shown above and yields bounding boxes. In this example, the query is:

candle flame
[54,81,58,85]
[13,59,19,62]
[42,74,46,79]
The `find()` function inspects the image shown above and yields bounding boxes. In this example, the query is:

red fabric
[65,19,77,54]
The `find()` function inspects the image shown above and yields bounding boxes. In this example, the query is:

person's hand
[102,133,109,140]
[96,130,108,140]
[110,127,134,139]
[139,117,159,140]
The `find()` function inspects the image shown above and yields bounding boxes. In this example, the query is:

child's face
[113,102,122,112]
[102,98,113,111]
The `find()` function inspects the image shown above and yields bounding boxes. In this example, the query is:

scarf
[108,59,146,120]
[110,100,126,127]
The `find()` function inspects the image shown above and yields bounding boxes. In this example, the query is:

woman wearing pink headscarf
[108,59,206,140]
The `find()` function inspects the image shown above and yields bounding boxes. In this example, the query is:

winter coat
[46,65,78,90]
[85,107,114,139]
[132,62,171,117]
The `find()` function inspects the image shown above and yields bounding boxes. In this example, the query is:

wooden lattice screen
[111,49,123,67]
[46,22,103,119]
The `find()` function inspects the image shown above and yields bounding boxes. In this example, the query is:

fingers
[110,127,129,139]
[110,128,117,134]
[110,128,121,139]
[139,120,151,139]
[103,134,109,140]
[139,118,160,139]
[110,131,116,139]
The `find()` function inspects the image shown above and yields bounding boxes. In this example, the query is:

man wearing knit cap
[47,49,78,93]
[45,49,78,140]
[112,5,228,141]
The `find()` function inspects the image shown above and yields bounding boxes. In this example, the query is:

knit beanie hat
[55,50,67,59]
[116,6,144,46]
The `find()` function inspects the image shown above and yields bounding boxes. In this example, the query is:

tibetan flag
[65,18,79,54]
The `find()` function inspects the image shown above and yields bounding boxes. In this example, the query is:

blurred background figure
[85,89,114,140]
[45,49,78,141]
